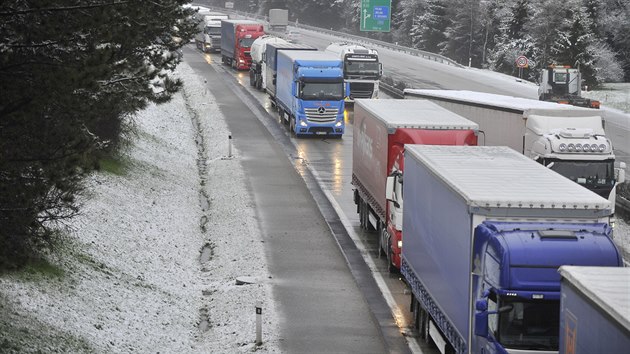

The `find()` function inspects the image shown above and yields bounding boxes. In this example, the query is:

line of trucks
[196,11,382,138]
[247,33,382,137]
[351,98,627,353]
[199,14,628,351]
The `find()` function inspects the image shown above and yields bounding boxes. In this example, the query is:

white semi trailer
[404,89,626,218]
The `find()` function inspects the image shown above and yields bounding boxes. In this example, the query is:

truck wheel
[365,206,376,233]
[359,200,366,230]
[419,307,430,342]
[378,228,386,258]
[386,238,396,273]
[289,116,296,135]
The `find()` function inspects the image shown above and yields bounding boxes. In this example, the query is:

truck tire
[249,71,255,87]
[359,199,367,230]
[365,205,376,233]
[386,238,397,273]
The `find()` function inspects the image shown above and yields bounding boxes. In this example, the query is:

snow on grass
[583,83,630,113]
[0,62,280,353]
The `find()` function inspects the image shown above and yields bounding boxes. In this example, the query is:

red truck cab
[221,20,264,70]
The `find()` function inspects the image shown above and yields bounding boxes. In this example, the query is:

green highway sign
[360,0,391,32]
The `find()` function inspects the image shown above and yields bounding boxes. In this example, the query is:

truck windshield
[300,81,344,101]
[345,60,379,79]
[543,159,615,196]
[497,298,559,351]
[205,26,221,35]
[239,38,256,48]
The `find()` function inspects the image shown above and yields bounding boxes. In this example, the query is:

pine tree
[489,0,536,77]
[441,0,484,67]
[413,0,448,52]
[0,0,197,268]
[550,7,599,86]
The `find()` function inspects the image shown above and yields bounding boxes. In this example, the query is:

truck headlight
[559,143,567,151]
[575,143,583,152]
[568,143,575,152]
[591,144,598,151]
[583,144,590,152]
[335,121,343,127]
[299,120,308,127]
[397,240,402,249]
[599,144,606,152]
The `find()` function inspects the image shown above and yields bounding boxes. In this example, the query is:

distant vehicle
[194,12,228,53]
[558,266,630,354]
[404,89,626,217]
[402,145,622,354]
[268,9,289,32]
[220,20,264,70]
[249,35,287,90]
[352,99,478,271]
[275,51,345,137]
[325,43,382,102]
[285,29,301,43]
[538,65,600,109]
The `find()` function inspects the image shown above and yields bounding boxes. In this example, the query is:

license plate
[315,131,326,135]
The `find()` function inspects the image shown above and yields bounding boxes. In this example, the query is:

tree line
[208,0,630,86]
[0,1,197,268]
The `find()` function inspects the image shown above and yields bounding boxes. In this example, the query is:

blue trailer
[402,145,623,354]
[264,42,316,103]
[275,50,345,137]
[558,266,630,354]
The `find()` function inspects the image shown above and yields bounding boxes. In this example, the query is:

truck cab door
[385,172,403,231]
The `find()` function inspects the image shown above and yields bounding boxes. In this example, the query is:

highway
[185,21,630,353]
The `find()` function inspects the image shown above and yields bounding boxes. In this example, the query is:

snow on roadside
[0,62,281,353]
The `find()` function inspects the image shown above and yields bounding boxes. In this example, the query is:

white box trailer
[404,89,625,215]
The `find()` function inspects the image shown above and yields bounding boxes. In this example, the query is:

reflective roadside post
[255,301,262,345]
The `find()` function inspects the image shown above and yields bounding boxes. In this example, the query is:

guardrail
[379,81,404,99]
[198,4,463,68]
[618,195,630,216]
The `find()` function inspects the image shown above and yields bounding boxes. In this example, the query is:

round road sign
[515,55,529,68]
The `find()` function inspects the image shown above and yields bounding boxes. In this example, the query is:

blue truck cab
[472,222,622,354]
[401,145,623,354]
[275,50,345,137]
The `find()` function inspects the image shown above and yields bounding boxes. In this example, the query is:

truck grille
[349,82,375,99]
[304,107,338,123]
[210,37,221,48]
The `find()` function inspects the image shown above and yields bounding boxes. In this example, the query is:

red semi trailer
[352,99,479,271]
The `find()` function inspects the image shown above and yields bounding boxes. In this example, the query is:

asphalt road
[184,46,414,353]
[182,18,630,354]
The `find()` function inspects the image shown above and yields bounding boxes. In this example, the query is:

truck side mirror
[379,63,383,78]
[474,311,489,337]
[617,162,626,184]
[474,297,489,337]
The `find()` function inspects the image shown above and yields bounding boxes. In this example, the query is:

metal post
[255,302,262,345]
[228,134,232,158]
